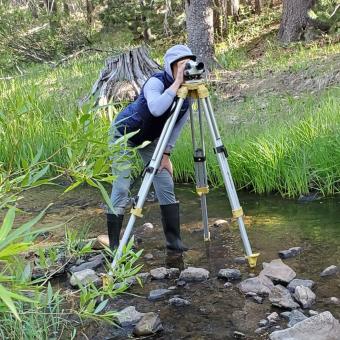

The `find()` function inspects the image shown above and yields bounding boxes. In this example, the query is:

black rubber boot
[160,203,188,252]
[107,213,124,250]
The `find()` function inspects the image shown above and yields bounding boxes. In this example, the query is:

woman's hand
[170,59,191,93]
[158,154,173,177]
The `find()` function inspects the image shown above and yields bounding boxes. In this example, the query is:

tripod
[111,80,260,269]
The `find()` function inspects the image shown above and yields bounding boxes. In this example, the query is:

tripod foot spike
[204,232,210,242]
[246,253,260,268]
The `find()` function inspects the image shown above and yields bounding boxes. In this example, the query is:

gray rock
[69,269,100,287]
[294,285,316,308]
[269,284,299,309]
[259,319,269,327]
[70,255,103,273]
[148,289,172,301]
[252,296,263,304]
[142,222,154,230]
[168,286,176,290]
[238,274,274,296]
[329,297,340,305]
[309,310,318,316]
[270,311,340,340]
[287,310,307,327]
[133,312,163,336]
[136,272,151,284]
[278,247,303,259]
[150,267,168,280]
[167,268,180,279]
[218,268,241,281]
[176,280,186,287]
[169,297,190,306]
[320,265,339,277]
[287,278,315,293]
[255,327,267,334]
[144,253,154,260]
[179,267,209,282]
[245,292,257,297]
[267,312,279,323]
[117,306,145,327]
[234,257,247,264]
[280,311,291,320]
[224,282,233,288]
[261,259,296,284]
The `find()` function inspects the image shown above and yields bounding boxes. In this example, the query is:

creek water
[15,184,340,339]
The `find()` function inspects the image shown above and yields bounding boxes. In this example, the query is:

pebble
[69,255,103,273]
[309,310,318,316]
[148,289,172,301]
[69,269,100,287]
[176,280,187,287]
[218,268,241,281]
[267,312,279,323]
[142,222,154,230]
[329,297,340,305]
[259,319,268,327]
[179,267,209,282]
[169,297,190,306]
[234,257,247,264]
[278,247,303,259]
[150,267,168,280]
[255,327,266,334]
[117,306,144,327]
[144,253,154,260]
[320,265,339,277]
[213,219,229,227]
[233,331,246,338]
[224,282,233,288]
[133,312,163,336]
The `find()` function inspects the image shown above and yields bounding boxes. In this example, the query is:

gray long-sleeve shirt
[143,77,188,153]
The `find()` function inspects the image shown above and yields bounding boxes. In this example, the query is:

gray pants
[110,128,176,215]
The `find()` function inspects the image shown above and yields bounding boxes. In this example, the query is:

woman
[98,45,196,252]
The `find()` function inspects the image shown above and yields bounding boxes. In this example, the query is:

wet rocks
[117,306,145,327]
[69,269,100,287]
[261,259,296,284]
[320,265,339,277]
[169,297,190,306]
[238,274,274,295]
[150,267,180,280]
[293,285,316,308]
[136,272,151,284]
[218,268,241,281]
[278,247,303,259]
[148,289,172,301]
[150,267,167,280]
[287,310,308,327]
[69,254,103,273]
[269,284,299,309]
[179,267,209,282]
[133,312,163,336]
[270,311,340,340]
[234,257,247,264]
[287,278,315,293]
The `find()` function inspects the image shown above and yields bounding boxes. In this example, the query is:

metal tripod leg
[189,100,210,241]
[110,98,186,269]
[200,96,259,268]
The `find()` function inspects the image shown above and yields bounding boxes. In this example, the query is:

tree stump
[82,46,161,120]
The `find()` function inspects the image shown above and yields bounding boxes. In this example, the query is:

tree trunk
[86,0,94,26]
[185,0,216,68]
[254,0,261,15]
[278,0,315,43]
[229,0,240,22]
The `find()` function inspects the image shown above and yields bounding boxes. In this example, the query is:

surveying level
[111,79,260,269]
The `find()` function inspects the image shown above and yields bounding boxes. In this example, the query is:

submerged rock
[148,289,172,301]
[69,269,100,287]
[218,268,241,281]
[287,278,315,293]
[238,274,274,295]
[179,267,209,282]
[293,285,316,308]
[287,310,308,327]
[269,284,299,309]
[260,259,296,284]
[133,312,163,336]
[270,311,340,340]
[169,297,190,306]
[320,265,339,277]
[117,306,144,327]
[278,247,303,259]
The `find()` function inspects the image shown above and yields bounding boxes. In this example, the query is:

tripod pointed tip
[247,253,260,268]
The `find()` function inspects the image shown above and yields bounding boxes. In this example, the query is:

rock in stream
[179,267,209,282]
[133,312,163,336]
[260,259,296,284]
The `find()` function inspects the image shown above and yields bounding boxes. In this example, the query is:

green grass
[1,13,339,197]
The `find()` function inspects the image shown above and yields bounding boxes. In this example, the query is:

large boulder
[238,274,274,295]
[270,311,340,340]
[260,259,296,284]
[269,284,299,309]
[179,267,209,282]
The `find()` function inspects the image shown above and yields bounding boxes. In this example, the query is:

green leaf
[0,242,31,258]
[0,284,20,320]
[93,179,115,213]
[0,206,15,241]
[30,145,44,167]
[64,180,82,193]
[30,165,50,185]
[94,299,108,314]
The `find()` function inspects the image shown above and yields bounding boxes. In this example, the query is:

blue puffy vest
[115,72,189,145]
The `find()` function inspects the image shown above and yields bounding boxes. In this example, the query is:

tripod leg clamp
[177,86,188,99]
[214,145,228,158]
[246,253,260,268]
[130,207,143,218]
[232,207,244,218]
[196,186,209,196]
